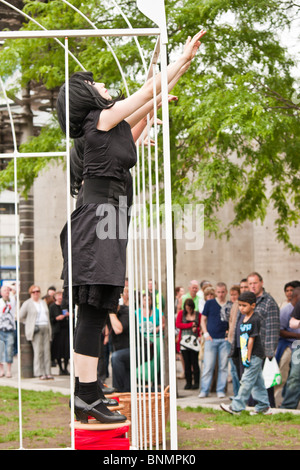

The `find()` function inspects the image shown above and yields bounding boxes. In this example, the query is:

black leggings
[74,303,108,358]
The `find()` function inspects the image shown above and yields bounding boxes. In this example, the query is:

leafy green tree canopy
[0,0,299,250]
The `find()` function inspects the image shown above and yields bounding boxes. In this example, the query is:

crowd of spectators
[175,274,300,409]
[1,272,299,411]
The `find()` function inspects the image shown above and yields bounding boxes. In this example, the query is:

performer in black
[56,30,206,424]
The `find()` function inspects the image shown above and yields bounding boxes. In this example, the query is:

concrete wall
[33,165,300,306]
[174,204,300,306]
[33,162,67,296]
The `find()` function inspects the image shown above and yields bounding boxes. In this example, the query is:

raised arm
[131,95,177,143]
[126,60,190,130]
[98,30,206,132]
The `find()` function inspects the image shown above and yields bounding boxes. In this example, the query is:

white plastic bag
[262,357,282,388]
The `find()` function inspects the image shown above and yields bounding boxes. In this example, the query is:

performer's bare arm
[98,30,206,132]
[130,94,177,143]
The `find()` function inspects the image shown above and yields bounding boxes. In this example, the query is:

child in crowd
[220,291,272,415]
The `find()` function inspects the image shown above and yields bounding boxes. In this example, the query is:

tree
[0,0,299,251]
[166,0,300,251]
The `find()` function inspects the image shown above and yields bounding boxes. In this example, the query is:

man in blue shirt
[199,282,230,398]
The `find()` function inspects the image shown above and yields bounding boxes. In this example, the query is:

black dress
[49,302,70,361]
[60,109,137,312]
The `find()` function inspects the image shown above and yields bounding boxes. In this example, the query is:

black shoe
[74,396,127,424]
[184,383,192,390]
[70,397,120,421]
[191,383,199,390]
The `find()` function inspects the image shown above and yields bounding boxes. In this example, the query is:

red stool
[72,419,131,450]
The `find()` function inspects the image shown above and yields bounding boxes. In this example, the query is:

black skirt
[60,176,132,312]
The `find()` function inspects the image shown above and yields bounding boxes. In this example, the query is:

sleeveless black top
[82,109,136,181]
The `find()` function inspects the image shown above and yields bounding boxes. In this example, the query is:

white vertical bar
[0,77,23,450]
[152,63,167,449]
[128,168,138,449]
[160,38,178,450]
[130,168,138,449]
[135,142,144,449]
[141,138,151,449]
[13,155,23,450]
[64,36,75,450]
[147,78,159,449]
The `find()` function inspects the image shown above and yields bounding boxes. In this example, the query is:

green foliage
[165,0,300,250]
[0,121,65,197]
[0,0,299,250]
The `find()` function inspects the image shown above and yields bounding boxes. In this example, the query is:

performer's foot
[74,396,127,424]
[70,396,119,417]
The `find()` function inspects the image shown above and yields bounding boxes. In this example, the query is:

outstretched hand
[183,30,206,62]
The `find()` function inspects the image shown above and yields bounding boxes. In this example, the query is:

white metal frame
[0,0,177,451]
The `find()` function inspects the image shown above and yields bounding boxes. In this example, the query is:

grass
[0,428,65,444]
[0,386,66,424]
[0,386,69,449]
[0,386,64,410]
[178,405,300,426]
[1,387,299,450]
[177,405,300,450]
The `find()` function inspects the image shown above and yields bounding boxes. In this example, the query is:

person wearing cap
[220,291,271,415]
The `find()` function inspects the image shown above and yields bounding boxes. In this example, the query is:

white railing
[0,0,177,451]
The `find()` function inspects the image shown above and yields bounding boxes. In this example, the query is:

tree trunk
[18,85,35,378]
[18,191,34,377]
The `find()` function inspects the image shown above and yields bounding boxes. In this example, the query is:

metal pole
[0,152,66,159]
[160,38,178,451]
[64,36,75,450]
[0,28,160,40]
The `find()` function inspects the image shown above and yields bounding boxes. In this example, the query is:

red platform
[72,419,131,450]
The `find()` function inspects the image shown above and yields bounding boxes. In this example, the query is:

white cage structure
[0,0,177,450]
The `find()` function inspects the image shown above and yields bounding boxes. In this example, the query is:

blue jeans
[280,344,300,409]
[231,355,270,412]
[111,348,130,392]
[200,338,230,395]
[229,358,240,397]
[0,330,15,363]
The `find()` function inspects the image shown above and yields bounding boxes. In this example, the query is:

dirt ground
[1,395,300,451]
[176,408,300,450]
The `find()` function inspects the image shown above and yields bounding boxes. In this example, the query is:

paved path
[1,356,299,415]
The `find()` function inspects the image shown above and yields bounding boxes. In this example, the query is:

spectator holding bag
[247,272,280,407]
[221,291,271,415]
[176,298,201,390]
